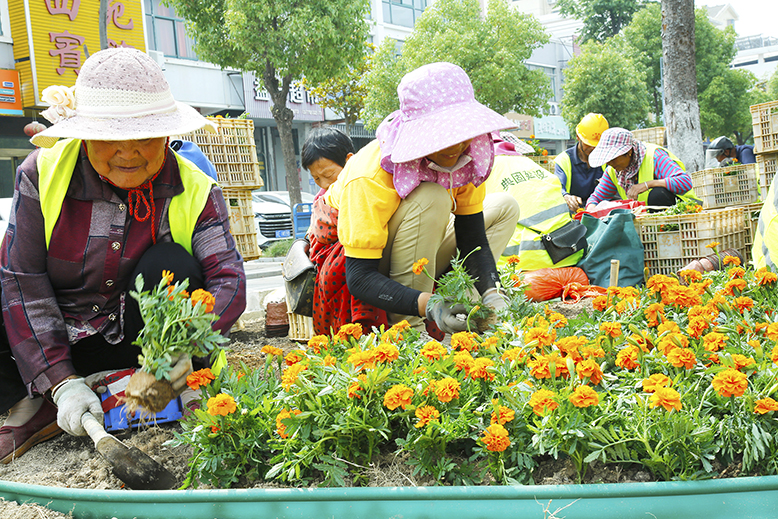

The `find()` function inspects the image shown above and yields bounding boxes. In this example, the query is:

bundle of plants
[172,247,778,489]
[124,271,227,414]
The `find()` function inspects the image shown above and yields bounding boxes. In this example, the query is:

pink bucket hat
[31,47,215,148]
[376,62,516,163]
[587,127,635,168]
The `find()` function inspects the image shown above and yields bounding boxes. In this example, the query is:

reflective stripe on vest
[486,155,583,271]
[36,138,215,254]
[606,143,699,204]
[753,176,778,269]
[553,150,573,192]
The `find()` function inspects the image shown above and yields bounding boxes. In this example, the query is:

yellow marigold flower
[754,397,778,415]
[705,241,720,249]
[451,331,479,352]
[712,368,748,397]
[657,321,681,334]
[580,345,605,359]
[383,384,413,410]
[323,354,336,367]
[469,357,495,381]
[490,403,516,425]
[190,289,215,313]
[649,387,682,411]
[412,257,429,275]
[501,346,527,363]
[161,269,174,285]
[569,385,599,408]
[434,377,461,403]
[414,405,440,428]
[771,344,778,365]
[755,267,778,286]
[723,255,741,267]
[307,335,329,354]
[374,342,399,363]
[481,423,511,452]
[261,345,284,357]
[599,321,622,338]
[576,358,603,385]
[529,388,558,416]
[506,255,521,265]
[642,373,672,393]
[347,349,377,370]
[615,345,640,371]
[276,408,302,439]
[731,353,755,371]
[187,368,215,390]
[420,340,447,361]
[667,347,697,370]
[547,312,568,328]
[281,362,308,390]
[765,322,778,342]
[207,393,237,416]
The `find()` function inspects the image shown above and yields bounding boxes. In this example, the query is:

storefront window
[144,0,197,59]
[382,0,427,28]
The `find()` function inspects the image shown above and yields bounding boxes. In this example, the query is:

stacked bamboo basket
[171,117,264,261]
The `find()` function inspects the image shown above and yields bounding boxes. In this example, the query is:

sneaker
[0,399,62,464]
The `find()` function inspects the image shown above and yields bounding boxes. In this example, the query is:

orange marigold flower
[687,316,709,338]
[642,373,672,393]
[501,346,527,363]
[347,349,377,370]
[490,403,516,425]
[592,295,608,311]
[374,342,400,363]
[702,332,728,352]
[755,267,778,286]
[469,357,496,381]
[453,350,474,373]
[727,266,745,279]
[705,241,720,249]
[667,347,697,370]
[663,285,702,308]
[506,255,521,265]
[722,278,747,296]
[336,323,363,342]
[348,374,368,399]
[615,345,640,371]
[524,327,557,349]
[261,345,283,357]
[207,393,237,416]
[576,358,603,385]
[187,368,215,390]
[323,354,336,367]
[481,423,511,452]
[600,321,622,338]
[414,405,440,428]
[765,323,778,342]
[528,354,552,380]
[649,387,682,412]
[678,269,702,283]
[285,350,307,366]
[657,321,681,334]
[276,408,301,438]
[412,257,429,275]
[547,312,568,328]
[529,389,558,416]
[723,255,741,267]
[712,368,748,397]
[434,377,461,403]
[754,397,778,415]
[190,289,215,313]
[281,362,308,390]
[211,426,220,434]
[580,345,605,359]
[451,331,479,352]
[771,344,778,365]
[420,340,447,361]
[307,335,329,354]
[731,353,755,371]
[383,384,414,410]
[733,296,755,313]
[569,385,599,408]
[555,336,587,360]
[161,269,174,285]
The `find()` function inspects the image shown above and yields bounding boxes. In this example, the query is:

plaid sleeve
[653,149,692,194]
[191,185,247,335]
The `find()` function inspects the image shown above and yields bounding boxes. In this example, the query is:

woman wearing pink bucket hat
[0,47,246,463]
[311,62,519,336]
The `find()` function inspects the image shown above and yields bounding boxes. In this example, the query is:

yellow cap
[575,113,609,147]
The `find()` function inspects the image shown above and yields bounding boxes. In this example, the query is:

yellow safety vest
[484,155,584,271]
[605,143,699,204]
[36,138,215,255]
[553,149,574,193]
[753,176,778,269]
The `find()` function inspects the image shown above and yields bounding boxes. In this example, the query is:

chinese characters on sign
[250,78,323,120]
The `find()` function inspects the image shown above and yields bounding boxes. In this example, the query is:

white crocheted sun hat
[31,47,215,148]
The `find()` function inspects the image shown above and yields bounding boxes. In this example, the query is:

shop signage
[0,69,24,116]
[243,72,324,122]
[503,112,534,138]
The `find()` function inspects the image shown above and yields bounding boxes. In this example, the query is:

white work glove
[426,299,468,335]
[483,288,508,314]
[169,354,193,395]
[52,377,103,436]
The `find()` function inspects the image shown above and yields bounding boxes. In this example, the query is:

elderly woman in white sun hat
[317,62,519,338]
[0,47,246,463]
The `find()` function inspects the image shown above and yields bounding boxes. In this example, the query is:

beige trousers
[378,183,519,329]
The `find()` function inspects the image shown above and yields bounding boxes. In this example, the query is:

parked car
[252,190,315,248]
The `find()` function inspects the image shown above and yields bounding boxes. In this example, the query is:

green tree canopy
[560,39,650,130]
[700,69,771,144]
[362,0,551,130]
[622,3,736,119]
[767,69,778,100]
[556,0,647,43]
[165,0,370,205]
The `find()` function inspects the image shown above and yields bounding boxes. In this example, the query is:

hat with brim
[377,62,516,164]
[31,48,215,148]
[587,127,634,168]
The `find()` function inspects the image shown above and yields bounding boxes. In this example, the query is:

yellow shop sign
[9,0,146,109]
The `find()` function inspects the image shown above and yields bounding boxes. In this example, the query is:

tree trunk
[263,63,302,207]
[661,0,704,173]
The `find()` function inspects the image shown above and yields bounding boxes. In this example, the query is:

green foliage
[561,39,650,130]
[363,0,551,130]
[130,274,226,379]
[698,69,760,141]
[556,0,647,43]
[768,70,778,100]
[263,238,294,258]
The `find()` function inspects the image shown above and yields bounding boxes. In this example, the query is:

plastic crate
[690,164,760,209]
[223,188,255,235]
[757,152,778,194]
[101,387,183,432]
[750,100,778,153]
[233,232,261,261]
[741,202,764,265]
[171,117,264,189]
[635,207,747,277]
[288,312,314,342]
[631,127,666,146]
